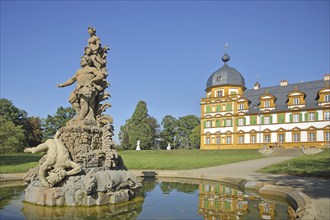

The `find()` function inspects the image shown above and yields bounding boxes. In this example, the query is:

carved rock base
[24,169,141,206]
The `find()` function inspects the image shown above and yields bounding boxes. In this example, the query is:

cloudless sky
[1,0,329,143]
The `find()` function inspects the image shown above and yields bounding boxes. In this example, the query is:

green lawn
[2,149,329,179]
[120,149,263,170]
[258,148,330,178]
[0,150,262,173]
[0,153,42,174]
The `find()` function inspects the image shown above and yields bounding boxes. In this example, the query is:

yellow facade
[201,55,330,150]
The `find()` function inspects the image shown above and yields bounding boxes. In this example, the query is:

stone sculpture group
[23,27,142,206]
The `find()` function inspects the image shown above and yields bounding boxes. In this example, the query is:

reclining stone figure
[24,131,81,187]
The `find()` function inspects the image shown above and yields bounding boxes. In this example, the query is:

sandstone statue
[24,131,81,187]
[24,27,142,207]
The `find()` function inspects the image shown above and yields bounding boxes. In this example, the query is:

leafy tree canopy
[42,106,75,141]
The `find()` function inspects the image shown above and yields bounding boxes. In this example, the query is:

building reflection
[198,183,295,220]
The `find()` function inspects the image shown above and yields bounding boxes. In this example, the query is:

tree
[189,124,201,149]
[147,116,161,149]
[160,115,177,149]
[42,106,75,141]
[0,98,28,126]
[128,101,155,150]
[175,115,200,149]
[0,116,26,153]
[119,119,132,150]
[119,100,158,150]
[24,117,43,147]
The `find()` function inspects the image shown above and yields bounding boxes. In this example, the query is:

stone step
[268,148,304,157]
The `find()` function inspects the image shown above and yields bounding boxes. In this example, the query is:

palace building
[200,53,330,149]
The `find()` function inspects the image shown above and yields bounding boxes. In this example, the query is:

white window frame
[205,137,211,145]
[293,114,299,122]
[226,136,232,144]
[264,116,270,124]
[308,112,315,121]
[264,101,270,108]
[238,118,244,126]
[205,120,212,128]
[226,119,232,127]
[278,134,285,143]
[238,135,244,144]
[325,111,330,120]
[325,132,330,141]
[325,94,330,102]
[251,135,256,143]
[308,133,316,142]
[293,133,300,142]
[293,98,300,105]
[238,103,244,110]
[264,134,271,143]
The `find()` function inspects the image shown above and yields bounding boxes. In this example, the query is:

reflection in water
[198,182,296,220]
[22,199,144,220]
[0,179,296,220]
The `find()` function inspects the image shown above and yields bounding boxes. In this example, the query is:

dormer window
[287,87,305,108]
[259,90,276,110]
[325,94,330,102]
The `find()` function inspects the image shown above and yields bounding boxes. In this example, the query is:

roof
[244,79,327,113]
[206,54,245,90]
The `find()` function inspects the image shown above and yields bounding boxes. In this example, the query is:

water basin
[0,178,295,219]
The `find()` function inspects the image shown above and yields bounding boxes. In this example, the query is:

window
[278,134,285,143]
[205,137,211,145]
[238,103,244,110]
[205,120,212,128]
[238,136,244,144]
[216,105,221,112]
[215,119,221,127]
[308,133,316,142]
[251,135,256,143]
[325,94,330,102]
[293,98,300,105]
[226,136,232,144]
[293,114,299,122]
[325,132,330,141]
[226,103,232,111]
[206,106,211,113]
[308,112,315,121]
[264,116,270,124]
[264,134,271,143]
[217,90,223,97]
[264,101,270,108]
[293,133,300,142]
[238,118,244,126]
[325,111,330,120]
[226,119,232,127]
[216,136,220,144]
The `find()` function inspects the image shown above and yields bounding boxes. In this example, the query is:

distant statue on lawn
[167,143,171,150]
[136,140,141,151]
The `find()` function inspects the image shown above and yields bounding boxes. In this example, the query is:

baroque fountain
[23,27,141,206]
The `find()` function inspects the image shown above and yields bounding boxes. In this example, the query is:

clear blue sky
[1,1,329,143]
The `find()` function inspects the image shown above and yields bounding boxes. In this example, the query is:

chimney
[280,80,288,86]
[324,74,330,81]
[253,82,260,90]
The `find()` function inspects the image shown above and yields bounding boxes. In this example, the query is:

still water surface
[0,179,295,219]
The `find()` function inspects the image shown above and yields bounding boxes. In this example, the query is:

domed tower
[205,53,246,97]
[200,52,246,149]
